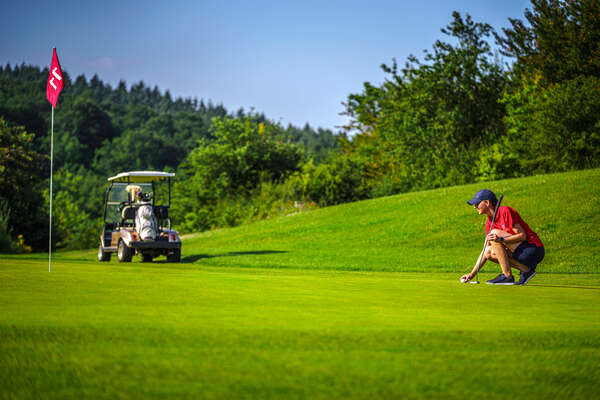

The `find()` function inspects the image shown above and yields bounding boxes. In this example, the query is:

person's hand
[487,232,502,242]
[460,273,473,283]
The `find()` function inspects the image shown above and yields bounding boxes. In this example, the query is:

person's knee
[490,241,507,255]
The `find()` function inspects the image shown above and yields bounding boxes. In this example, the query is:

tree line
[342,0,600,195]
[1,0,599,252]
[0,63,339,251]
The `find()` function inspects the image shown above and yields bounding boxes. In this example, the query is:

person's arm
[487,224,526,244]
[462,249,486,281]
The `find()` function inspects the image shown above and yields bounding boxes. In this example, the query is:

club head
[469,280,480,284]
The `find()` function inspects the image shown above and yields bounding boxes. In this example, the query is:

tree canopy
[1,1,599,252]
[0,64,338,251]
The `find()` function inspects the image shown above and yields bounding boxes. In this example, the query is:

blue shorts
[513,242,545,269]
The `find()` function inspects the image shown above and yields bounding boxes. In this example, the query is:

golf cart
[97,171,182,263]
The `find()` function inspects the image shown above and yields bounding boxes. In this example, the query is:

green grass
[1,169,600,399]
[52,168,600,273]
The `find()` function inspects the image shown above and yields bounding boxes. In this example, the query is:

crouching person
[461,189,545,285]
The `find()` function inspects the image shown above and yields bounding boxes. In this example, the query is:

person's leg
[489,229,531,273]
[509,259,530,272]
[490,241,513,277]
[513,243,544,285]
[485,230,532,285]
[484,240,515,284]
[485,249,529,272]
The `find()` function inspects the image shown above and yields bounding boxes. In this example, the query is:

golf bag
[135,203,158,241]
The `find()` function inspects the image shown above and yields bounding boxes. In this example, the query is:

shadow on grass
[528,284,600,290]
[152,250,289,264]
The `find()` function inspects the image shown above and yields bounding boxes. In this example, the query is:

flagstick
[49,106,54,272]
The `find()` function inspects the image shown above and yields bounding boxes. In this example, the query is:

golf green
[1,259,599,399]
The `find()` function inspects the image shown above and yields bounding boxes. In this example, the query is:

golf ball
[460,277,467,283]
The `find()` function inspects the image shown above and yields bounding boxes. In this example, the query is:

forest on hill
[1,0,599,252]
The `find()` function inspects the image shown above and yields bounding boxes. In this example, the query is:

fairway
[1,258,599,399]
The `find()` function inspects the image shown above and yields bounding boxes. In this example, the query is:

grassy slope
[189,168,600,273]
[60,168,600,273]
[1,169,600,399]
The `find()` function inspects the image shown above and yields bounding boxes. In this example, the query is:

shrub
[503,76,600,173]
[0,199,13,253]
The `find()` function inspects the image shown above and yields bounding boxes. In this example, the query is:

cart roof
[108,171,175,183]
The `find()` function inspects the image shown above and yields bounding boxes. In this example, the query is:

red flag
[46,48,64,108]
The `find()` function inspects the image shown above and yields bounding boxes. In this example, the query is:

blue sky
[1,0,531,131]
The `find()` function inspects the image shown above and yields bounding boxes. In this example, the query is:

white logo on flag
[49,67,62,90]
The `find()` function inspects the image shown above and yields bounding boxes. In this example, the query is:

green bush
[0,199,13,253]
[172,116,306,233]
[476,143,521,182]
[0,118,47,250]
[503,76,600,173]
[289,155,369,207]
[45,170,100,250]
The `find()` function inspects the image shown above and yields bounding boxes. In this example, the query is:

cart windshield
[104,182,153,223]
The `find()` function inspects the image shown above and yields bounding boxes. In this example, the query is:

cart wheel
[98,242,111,262]
[117,240,133,262]
[167,248,181,262]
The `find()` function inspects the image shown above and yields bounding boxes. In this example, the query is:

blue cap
[467,189,497,205]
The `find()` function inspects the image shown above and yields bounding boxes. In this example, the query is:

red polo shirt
[486,206,543,247]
